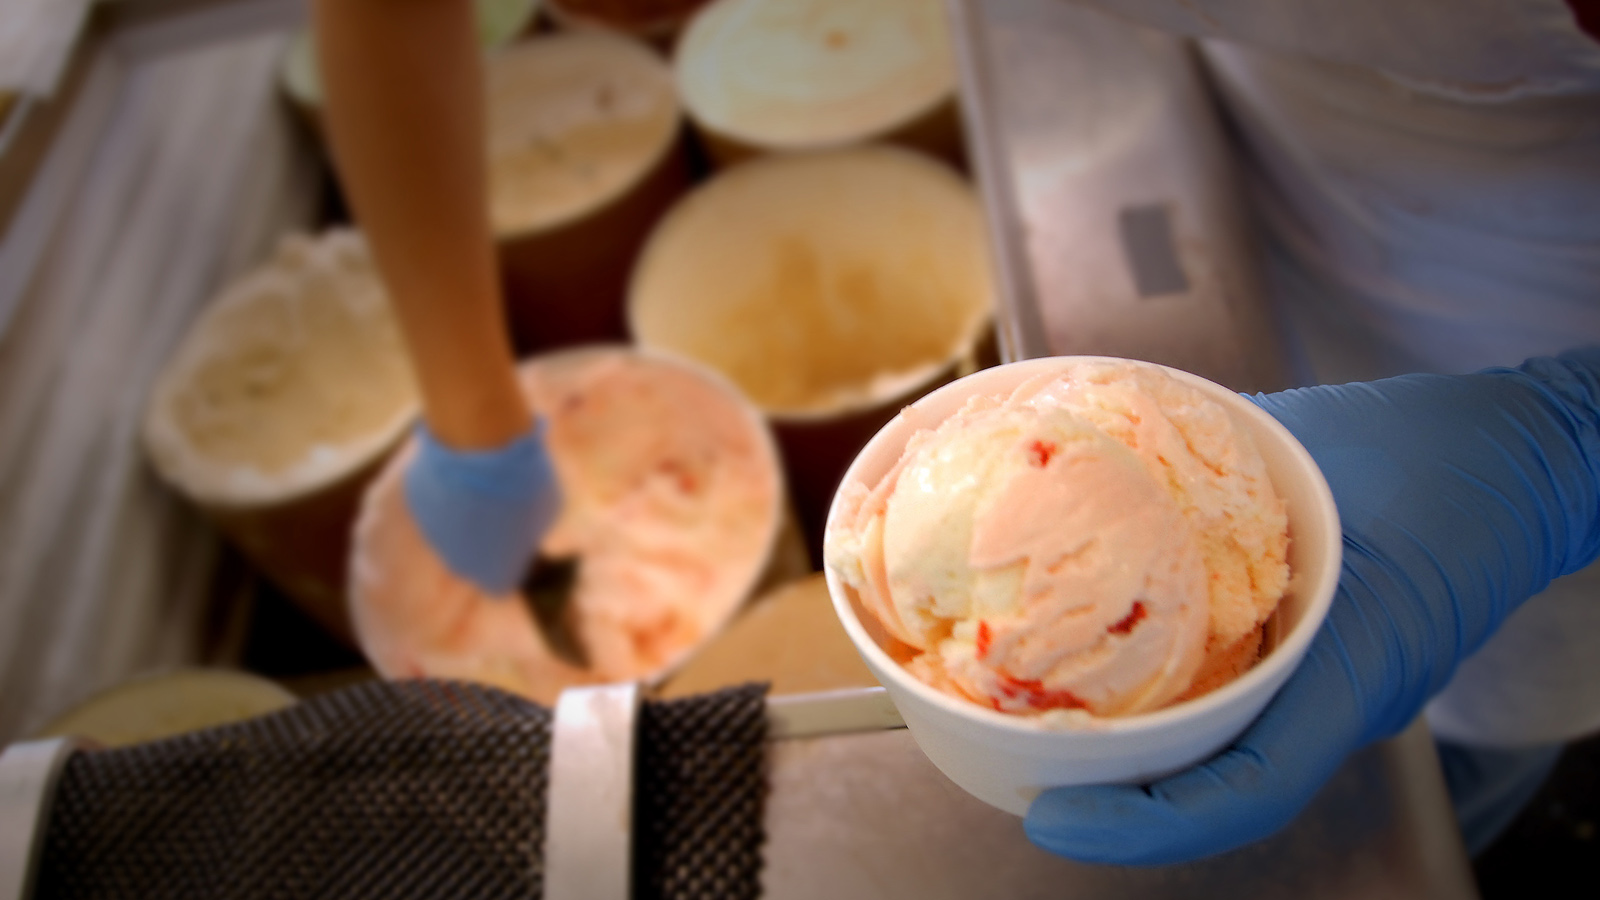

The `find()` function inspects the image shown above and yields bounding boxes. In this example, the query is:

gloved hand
[403,420,561,595]
[1025,350,1600,865]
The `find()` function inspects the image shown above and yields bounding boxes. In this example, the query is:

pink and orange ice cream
[350,348,782,703]
[824,359,1290,718]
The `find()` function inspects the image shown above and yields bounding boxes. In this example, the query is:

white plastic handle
[0,737,92,900]
[543,682,641,900]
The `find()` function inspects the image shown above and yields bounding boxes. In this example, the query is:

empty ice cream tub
[675,0,963,167]
[628,144,996,558]
[349,345,801,706]
[142,230,420,643]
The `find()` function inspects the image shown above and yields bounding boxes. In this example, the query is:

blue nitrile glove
[1025,350,1600,866]
[403,420,561,595]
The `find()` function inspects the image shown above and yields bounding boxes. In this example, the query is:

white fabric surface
[1080,0,1600,97]
[0,26,318,744]
[1079,0,1600,747]
[0,0,92,97]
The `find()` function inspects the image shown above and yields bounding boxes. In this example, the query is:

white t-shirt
[1079,0,1600,746]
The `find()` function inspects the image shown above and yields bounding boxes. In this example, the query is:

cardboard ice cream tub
[142,230,420,644]
[34,669,298,748]
[487,31,691,354]
[545,0,715,49]
[627,144,996,561]
[823,357,1342,816]
[348,345,804,706]
[675,0,963,168]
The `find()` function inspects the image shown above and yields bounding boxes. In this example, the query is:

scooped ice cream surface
[825,360,1290,717]
[350,348,782,704]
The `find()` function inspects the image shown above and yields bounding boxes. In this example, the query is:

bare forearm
[314,0,529,449]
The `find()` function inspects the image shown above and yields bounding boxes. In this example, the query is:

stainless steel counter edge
[945,0,1051,364]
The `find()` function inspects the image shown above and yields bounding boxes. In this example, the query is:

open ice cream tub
[629,144,996,559]
[278,0,542,135]
[487,30,691,355]
[823,356,1341,816]
[545,0,712,48]
[349,345,804,706]
[142,230,420,643]
[674,0,964,168]
[291,26,690,356]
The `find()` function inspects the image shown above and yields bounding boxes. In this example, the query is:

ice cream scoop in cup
[822,356,1340,816]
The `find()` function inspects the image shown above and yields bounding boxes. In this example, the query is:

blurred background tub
[675,0,964,168]
[628,144,996,560]
[348,345,804,705]
[484,30,693,355]
[142,230,419,644]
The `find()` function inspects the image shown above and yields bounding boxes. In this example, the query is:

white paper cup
[823,356,1341,816]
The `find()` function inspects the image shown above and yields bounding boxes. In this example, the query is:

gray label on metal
[1119,204,1189,299]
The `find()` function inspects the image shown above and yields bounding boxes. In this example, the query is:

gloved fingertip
[1021,732,1322,867]
[1024,783,1172,866]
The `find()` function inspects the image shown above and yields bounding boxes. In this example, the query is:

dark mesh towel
[636,684,768,900]
[34,678,769,900]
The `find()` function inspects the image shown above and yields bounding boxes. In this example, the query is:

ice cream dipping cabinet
[0,0,1480,897]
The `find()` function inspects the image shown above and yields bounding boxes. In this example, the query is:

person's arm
[1027,350,1600,864]
[315,0,556,595]
[314,0,526,449]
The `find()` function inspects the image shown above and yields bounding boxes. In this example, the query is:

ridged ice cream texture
[825,361,1290,717]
